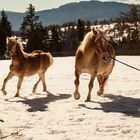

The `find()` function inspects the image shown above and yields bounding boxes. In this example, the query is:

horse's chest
[10,64,22,74]
[10,65,15,72]
[78,55,111,75]
[80,67,92,74]
[79,61,97,74]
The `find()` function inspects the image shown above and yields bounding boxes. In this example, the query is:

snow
[0,56,140,140]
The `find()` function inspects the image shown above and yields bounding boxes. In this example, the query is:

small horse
[1,36,53,97]
[74,28,115,102]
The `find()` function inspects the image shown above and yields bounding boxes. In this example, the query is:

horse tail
[46,52,54,66]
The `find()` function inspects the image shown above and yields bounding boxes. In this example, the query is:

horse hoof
[97,91,103,96]
[85,99,90,102]
[74,93,80,100]
[43,89,47,93]
[32,90,36,94]
[1,90,7,95]
[14,93,19,97]
[85,97,91,102]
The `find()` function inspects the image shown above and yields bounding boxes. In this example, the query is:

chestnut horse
[1,36,53,97]
[74,28,115,102]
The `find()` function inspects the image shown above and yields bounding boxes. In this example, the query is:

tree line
[0,4,140,57]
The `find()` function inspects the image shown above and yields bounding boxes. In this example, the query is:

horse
[74,28,115,102]
[1,36,53,97]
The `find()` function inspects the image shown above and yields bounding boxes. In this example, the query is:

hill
[0,0,139,31]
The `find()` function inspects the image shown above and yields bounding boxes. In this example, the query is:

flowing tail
[47,52,54,66]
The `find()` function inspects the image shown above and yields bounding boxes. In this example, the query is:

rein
[97,40,140,72]
[110,56,140,72]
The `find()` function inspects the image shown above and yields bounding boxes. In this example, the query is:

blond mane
[79,28,108,54]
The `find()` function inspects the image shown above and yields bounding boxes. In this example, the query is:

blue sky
[0,0,139,12]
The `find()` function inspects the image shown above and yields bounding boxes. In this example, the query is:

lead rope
[110,56,140,72]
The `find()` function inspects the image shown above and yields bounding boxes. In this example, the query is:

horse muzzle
[101,52,110,63]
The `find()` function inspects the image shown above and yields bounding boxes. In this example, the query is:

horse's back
[29,51,53,66]
[22,51,53,75]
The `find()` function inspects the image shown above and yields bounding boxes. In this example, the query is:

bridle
[5,42,17,57]
[7,48,16,56]
[95,38,111,63]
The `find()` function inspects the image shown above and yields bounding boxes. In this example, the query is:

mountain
[1,0,139,31]
[4,11,24,31]
[37,1,129,25]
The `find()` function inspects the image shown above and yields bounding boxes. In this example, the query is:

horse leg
[15,76,24,97]
[1,72,14,95]
[32,78,41,93]
[97,75,108,96]
[74,69,81,100]
[97,75,103,95]
[85,74,95,102]
[40,73,47,92]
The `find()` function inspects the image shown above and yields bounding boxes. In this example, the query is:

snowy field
[0,56,140,140]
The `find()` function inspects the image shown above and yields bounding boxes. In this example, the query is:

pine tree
[50,25,61,52]
[85,20,91,33]
[0,10,12,55]
[120,4,140,41]
[20,4,47,52]
[113,3,140,54]
[77,19,85,42]
[129,4,140,41]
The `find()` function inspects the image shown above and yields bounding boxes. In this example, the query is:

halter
[8,48,16,56]
[5,43,17,57]
[102,51,110,63]
[95,38,110,63]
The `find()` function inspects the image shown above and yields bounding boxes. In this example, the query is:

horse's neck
[83,42,96,57]
[12,44,25,64]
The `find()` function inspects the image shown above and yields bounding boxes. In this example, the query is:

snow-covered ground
[0,56,140,140]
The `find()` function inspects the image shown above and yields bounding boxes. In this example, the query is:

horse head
[92,28,110,61]
[5,36,24,58]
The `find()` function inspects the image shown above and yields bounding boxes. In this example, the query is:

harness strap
[110,56,140,72]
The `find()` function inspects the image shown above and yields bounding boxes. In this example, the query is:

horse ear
[15,36,18,41]
[22,40,27,45]
[95,30,103,43]
[92,27,97,36]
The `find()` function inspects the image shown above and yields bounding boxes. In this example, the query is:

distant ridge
[0,0,139,31]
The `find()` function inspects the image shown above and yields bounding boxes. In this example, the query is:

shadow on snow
[79,94,140,118]
[8,92,71,112]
